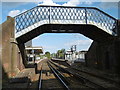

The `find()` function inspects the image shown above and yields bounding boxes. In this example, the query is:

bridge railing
[14,5,118,37]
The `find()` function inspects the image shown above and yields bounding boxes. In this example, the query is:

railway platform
[2,65,40,89]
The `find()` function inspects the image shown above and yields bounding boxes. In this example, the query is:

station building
[65,50,87,63]
[76,51,87,62]
[65,50,73,61]
[25,47,43,64]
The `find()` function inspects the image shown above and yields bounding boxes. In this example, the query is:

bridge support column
[86,39,120,77]
[9,38,20,77]
[18,43,27,68]
[1,16,25,79]
[114,40,120,76]
[115,20,120,76]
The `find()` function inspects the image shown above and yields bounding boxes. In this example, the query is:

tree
[56,49,65,59]
[51,53,56,58]
[45,51,51,59]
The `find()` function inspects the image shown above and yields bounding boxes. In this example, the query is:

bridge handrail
[14,5,117,21]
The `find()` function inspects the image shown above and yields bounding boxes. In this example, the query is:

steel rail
[47,62,70,90]
[49,60,107,89]
[38,65,43,90]
[51,59,120,87]
[48,61,70,85]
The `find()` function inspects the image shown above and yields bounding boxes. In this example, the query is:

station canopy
[26,47,43,54]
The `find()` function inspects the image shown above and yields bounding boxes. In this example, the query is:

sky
[0,0,119,53]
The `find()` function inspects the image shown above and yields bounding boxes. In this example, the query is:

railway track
[51,59,119,85]
[50,59,120,89]
[38,60,71,90]
[38,64,43,90]
[47,61,70,90]
[48,60,105,90]
[52,58,120,85]
[38,59,94,90]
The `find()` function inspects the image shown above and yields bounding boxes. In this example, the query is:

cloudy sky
[1,0,119,53]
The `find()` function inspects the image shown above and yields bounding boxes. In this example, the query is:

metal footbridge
[14,5,118,42]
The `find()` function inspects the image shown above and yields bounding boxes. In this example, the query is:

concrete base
[1,16,25,78]
[86,39,120,76]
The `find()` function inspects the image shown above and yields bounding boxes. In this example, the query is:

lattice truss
[15,6,117,37]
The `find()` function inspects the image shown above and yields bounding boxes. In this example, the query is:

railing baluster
[49,6,51,24]
[85,8,87,24]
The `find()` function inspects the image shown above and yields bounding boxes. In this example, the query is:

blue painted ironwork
[14,5,118,37]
